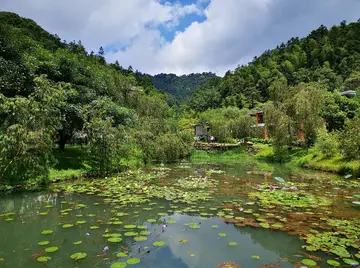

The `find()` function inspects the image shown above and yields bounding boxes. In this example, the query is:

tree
[0,76,68,184]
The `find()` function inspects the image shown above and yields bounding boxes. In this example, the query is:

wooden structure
[194,123,209,137]
[193,142,241,151]
[250,110,304,141]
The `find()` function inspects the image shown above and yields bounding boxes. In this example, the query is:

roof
[340,90,356,97]
[249,110,264,115]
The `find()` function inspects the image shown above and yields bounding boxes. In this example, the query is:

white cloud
[2,0,360,76]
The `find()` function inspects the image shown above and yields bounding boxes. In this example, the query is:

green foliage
[342,117,360,160]
[314,127,339,157]
[199,106,255,142]
[152,73,218,104]
[0,76,68,184]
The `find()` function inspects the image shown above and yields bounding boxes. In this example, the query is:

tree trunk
[58,130,68,151]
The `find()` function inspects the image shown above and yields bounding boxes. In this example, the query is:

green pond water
[1,161,360,268]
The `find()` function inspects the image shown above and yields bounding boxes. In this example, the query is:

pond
[0,161,360,268]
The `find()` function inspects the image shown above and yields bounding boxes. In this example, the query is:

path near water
[0,161,359,268]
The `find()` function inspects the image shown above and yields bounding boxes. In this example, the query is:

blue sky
[2,0,360,75]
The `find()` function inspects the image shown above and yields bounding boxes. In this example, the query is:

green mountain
[152,72,218,103]
[190,19,360,116]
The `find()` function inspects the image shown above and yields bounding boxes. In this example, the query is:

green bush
[314,127,339,157]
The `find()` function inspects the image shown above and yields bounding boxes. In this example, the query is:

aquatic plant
[217,261,241,268]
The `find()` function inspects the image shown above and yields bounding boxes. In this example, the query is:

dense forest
[188,19,360,162]
[152,72,218,103]
[0,12,192,185]
[2,11,360,186]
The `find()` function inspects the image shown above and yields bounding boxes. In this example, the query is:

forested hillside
[189,19,360,164]
[0,12,192,185]
[190,20,360,112]
[152,72,218,103]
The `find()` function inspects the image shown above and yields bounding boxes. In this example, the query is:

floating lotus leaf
[108,237,122,243]
[41,230,53,235]
[38,241,50,246]
[90,226,99,229]
[45,205,53,208]
[212,224,219,228]
[218,233,227,237]
[111,233,122,237]
[70,252,87,260]
[124,224,137,229]
[37,256,51,263]
[45,246,59,253]
[103,233,112,238]
[235,217,245,221]
[39,212,48,216]
[116,252,128,257]
[188,222,200,229]
[252,255,260,259]
[343,259,359,265]
[111,262,127,268]
[73,241,82,245]
[134,236,147,241]
[126,258,140,265]
[76,220,86,225]
[273,177,285,183]
[88,214,96,217]
[327,260,340,266]
[229,242,238,246]
[166,219,176,224]
[140,231,151,235]
[63,224,74,228]
[158,212,167,216]
[153,241,166,247]
[355,253,360,259]
[301,259,316,266]
[179,239,188,243]
[147,219,156,223]
[124,232,138,237]
[137,225,147,229]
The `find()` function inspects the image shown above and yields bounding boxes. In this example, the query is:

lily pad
[38,241,50,246]
[126,258,140,265]
[116,252,128,257]
[41,230,53,235]
[45,246,59,253]
[37,256,51,263]
[229,242,238,246]
[134,236,147,241]
[111,262,127,268]
[153,241,166,247]
[140,231,151,235]
[108,237,122,243]
[63,224,74,228]
[124,232,138,237]
[73,241,82,245]
[70,252,87,260]
[147,219,156,223]
[302,259,317,266]
[124,224,137,229]
[212,224,219,228]
[166,219,176,224]
[218,233,227,237]
[252,255,260,259]
[273,177,285,183]
[343,259,359,265]
[327,260,340,266]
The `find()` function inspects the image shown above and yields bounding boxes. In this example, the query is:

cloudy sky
[2,0,360,76]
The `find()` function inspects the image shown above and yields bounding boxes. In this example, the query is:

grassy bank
[50,146,90,182]
[255,144,360,177]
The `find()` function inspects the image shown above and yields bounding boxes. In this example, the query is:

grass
[255,145,360,177]
[50,146,90,181]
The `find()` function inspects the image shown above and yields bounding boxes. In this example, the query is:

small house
[340,90,356,98]
[194,124,209,137]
